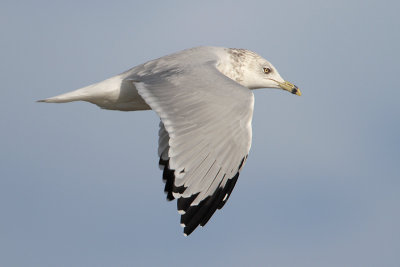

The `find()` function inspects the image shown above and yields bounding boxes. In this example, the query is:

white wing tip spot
[172,192,182,198]
[222,193,229,202]
[178,210,186,215]
[180,223,186,227]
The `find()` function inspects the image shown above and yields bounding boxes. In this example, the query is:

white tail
[37,86,93,103]
[37,75,150,111]
[37,75,124,104]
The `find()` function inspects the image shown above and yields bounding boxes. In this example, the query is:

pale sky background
[1,0,399,266]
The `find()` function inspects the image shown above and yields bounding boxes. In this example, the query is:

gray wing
[129,60,254,235]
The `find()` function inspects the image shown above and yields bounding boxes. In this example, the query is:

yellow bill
[278,81,302,96]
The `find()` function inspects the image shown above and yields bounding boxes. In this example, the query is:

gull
[38,46,301,236]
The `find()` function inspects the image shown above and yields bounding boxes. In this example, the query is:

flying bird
[38,46,301,236]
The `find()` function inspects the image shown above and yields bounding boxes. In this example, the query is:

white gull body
[39,46,300,235]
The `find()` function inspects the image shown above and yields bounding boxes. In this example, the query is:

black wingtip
[160,158,176,201]
[160,155,246,235]
[179,172,241,235]
[177,193,199,212]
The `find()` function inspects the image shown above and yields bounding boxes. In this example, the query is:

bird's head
[225,49,301,96]
[254,59,301,96]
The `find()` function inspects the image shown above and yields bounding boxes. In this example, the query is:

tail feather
[37,75,125,104]
[36,75,148,111]
[37,86,92,103]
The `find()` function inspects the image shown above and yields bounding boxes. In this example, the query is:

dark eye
[263,67,272,74]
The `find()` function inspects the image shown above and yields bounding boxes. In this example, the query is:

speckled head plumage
[216,47,301,95]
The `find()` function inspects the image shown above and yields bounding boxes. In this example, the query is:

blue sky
[1,0,399,266]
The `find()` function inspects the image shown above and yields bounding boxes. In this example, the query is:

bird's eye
[263,67,272,74]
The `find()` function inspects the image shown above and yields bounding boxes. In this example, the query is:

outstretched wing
[130,60,254,235]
